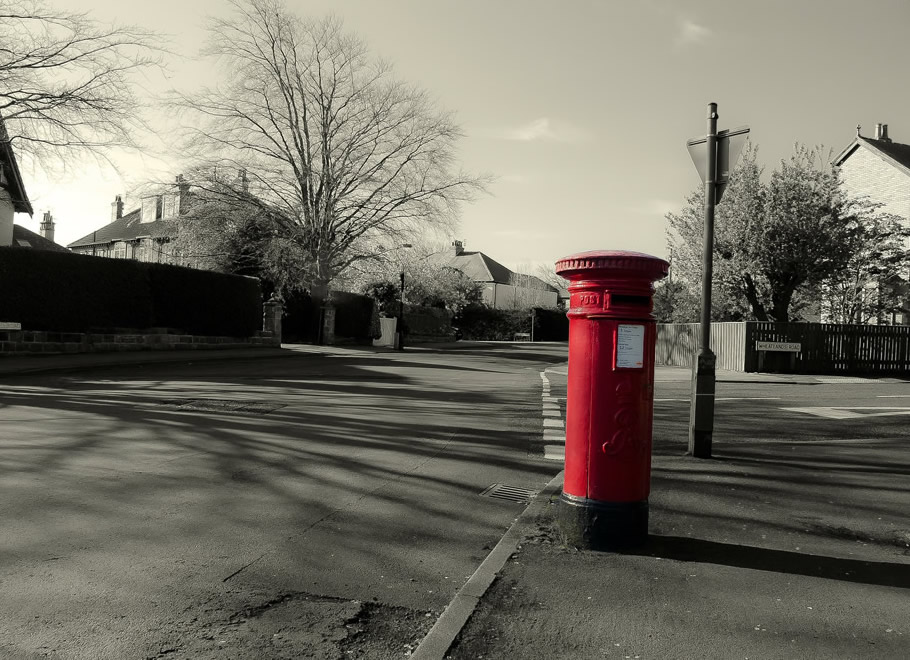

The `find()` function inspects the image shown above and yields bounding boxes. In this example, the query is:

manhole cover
[162,399,286,414]
[480,483,538,503]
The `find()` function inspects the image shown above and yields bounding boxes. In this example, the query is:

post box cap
[555,250,669,281]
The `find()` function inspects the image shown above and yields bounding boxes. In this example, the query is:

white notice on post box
[616,324,645,369]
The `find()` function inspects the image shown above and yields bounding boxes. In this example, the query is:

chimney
[40,211,55,243]
[111,195,123,222]
[453,239,464,256]
[873,123,893,142]
[175,174,190,215]
[234,168,249,193]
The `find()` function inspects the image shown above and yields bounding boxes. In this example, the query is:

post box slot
[609,294,650,307]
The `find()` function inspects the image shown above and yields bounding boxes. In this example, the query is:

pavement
[438,363,910,660]
[3,345,909,659]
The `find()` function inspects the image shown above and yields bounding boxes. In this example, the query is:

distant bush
[533,307,568,341]
[454,304,567,341]
[455,304,531,340]
[0,247,261,336]
[403,305,454,341]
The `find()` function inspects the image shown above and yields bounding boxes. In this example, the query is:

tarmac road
[0,343,567,660]
[448,366,910,659]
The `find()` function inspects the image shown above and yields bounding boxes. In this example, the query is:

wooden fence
[746,322,910,375]
[656,322,747,371]
[657,322,910,375]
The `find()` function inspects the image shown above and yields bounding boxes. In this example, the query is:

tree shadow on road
[0,348,567,594]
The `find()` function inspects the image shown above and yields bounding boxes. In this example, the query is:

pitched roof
[67,208,171,247]
[443,251,514,284]
[833,136,910,177]
[11,224,69,252]
[0,116,33,216]
[438,250,558,291]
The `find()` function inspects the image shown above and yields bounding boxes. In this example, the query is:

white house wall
[0,188,13,246]
[839,146,910,220]
[482,283,558,309]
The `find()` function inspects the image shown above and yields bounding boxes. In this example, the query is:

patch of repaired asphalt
[160,399,286,414]
[145,591,436,660]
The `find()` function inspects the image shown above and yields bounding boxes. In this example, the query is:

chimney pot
[39,211,55,242]
[111,195,124,221]
[881,124,891,142]
[875,123,883,139]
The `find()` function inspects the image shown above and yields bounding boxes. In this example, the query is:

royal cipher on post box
[554,250,669,549]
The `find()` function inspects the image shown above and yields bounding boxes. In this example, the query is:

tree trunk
[742,274,770,321]
[769,287,795,322]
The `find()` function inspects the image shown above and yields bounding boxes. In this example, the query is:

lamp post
[397,243,412,350]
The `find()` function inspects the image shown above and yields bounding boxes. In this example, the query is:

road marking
[782,406,910,419]
[877,395,910,398]
[814,377,880,384]
[654,397,782,402]
[540,371,566,462]
[543,445,565,460]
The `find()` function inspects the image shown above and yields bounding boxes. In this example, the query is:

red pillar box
[554,250,669,549]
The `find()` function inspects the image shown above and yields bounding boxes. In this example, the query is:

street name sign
[756,341,801,352]
[0,321,21,330]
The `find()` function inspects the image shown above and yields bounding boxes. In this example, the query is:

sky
[13,0,910,273]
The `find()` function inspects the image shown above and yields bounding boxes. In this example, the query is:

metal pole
[398,270,405,351]
[688,102,718,458]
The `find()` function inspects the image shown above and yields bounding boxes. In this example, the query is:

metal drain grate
[161,399,286,414]
[480,483,538,503]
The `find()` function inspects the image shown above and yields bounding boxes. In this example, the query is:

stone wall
[0,328,280,356]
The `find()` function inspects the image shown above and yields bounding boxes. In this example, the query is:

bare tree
[172,0,486,297]
[0,0,160,171]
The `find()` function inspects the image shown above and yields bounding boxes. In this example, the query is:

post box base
[556,493,648,550]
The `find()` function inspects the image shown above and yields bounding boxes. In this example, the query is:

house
[68,170,252,265]
[0,115,34,247]
[66,176,193,262]
[834,123,910,220]
[440,240,559,309]
[833,123,910,323]
[10,212,68,253]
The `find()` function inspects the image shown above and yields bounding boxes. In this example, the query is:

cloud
[676,19,711,46]
[494,117,588,143]
[507,118,558,141]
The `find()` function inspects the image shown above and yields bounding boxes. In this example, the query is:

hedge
[533,307,569,341]
[282,291,320,343]
[402,305,454,340]
[332,290,375,342]
[455,304,532,340]
[0,247,261,336]
[146,262,261,336]
[281,290,377,344]
[455,304,568,341]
